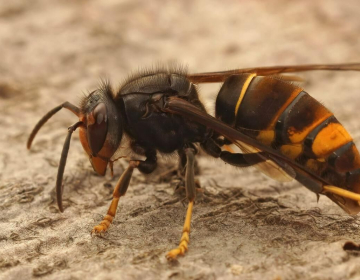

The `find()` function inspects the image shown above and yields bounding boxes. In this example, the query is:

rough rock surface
[1,1,360,279]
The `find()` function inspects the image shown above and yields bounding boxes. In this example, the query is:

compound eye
[87,103,108,156]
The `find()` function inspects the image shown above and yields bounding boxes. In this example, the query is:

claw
[91,217,112,235]
[166,248,183,261]
[166,242,188,260]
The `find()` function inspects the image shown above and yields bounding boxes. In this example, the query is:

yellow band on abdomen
[235,73,257,117]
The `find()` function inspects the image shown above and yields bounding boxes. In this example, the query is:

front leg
[92,152,157,234]
[92,161,138,234]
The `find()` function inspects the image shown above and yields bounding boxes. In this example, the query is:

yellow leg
[166,200,194,260]
[91,162,136,234]
[91,196,120,234]
[323,185,360,202]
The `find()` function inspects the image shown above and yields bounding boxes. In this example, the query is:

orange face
[78,126,109,175]
[78,102,117,176]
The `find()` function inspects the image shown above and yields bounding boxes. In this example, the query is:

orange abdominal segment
[312,123,353,157]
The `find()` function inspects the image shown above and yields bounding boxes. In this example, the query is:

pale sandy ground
[1,1,360,279]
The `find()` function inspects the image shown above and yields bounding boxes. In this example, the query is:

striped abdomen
[215,74,360,194]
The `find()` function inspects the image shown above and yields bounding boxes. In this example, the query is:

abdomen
[215,74,360,194]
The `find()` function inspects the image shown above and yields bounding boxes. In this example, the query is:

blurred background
[1,1,360,279]
[1,0,360,111]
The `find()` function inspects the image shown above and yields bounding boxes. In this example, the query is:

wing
[187,62,360,83]
[233,140,295,182]
[164,97,300,182]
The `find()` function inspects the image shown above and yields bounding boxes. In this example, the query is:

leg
[130,142,157,174]
[166,147,197,260]
[323,185,360,201]
[323,185,360,214]
[220,151,266,167]
[202,138,266,167]
[92,151,157,234]
[170,149,200,192]
[92,161,138,234]
[177,149,200,177]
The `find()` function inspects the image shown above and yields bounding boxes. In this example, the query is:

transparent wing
[233,140,295,182]
[187,63,360,83]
